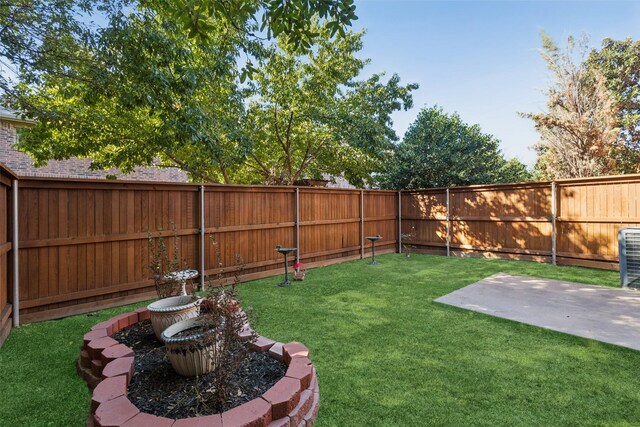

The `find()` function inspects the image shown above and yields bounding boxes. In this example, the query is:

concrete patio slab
[435,273,640,351]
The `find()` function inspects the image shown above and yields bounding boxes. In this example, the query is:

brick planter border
[77,308,319,427]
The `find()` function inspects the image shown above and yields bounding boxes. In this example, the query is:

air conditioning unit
[619,227,640,288]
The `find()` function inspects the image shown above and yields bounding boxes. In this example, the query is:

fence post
[398,191,402,254]
[551,181,557,265]
[360,190,364,259]
[12,179,19,327]
[446,188,451,257]
[295,187,300,264]
[199,185,205,290]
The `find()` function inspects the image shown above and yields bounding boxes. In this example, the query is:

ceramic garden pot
[161,317,219,377]
[147,295,201,340]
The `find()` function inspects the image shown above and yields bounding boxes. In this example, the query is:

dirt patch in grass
[113,320,285,418]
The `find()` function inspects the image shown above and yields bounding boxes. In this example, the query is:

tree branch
[163,151,220,183]
[291,137,329,183]
[248,152,274,182]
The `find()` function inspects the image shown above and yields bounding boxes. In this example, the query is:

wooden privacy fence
[400,174,640,270]
[2,167,640,345]
[15,178,398,324]
[0,163,17,348]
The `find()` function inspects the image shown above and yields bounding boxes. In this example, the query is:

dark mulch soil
[112,320,286,418]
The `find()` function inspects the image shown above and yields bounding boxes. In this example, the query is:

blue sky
[352,0,640,166]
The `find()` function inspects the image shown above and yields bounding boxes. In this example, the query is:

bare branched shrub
[207,236,246,289]
[187,236,253,412]
[147,226,185,298]
[401,225,416,257]
[193,285,252,412]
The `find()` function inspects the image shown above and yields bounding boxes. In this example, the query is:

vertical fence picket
[199,185,205,290]
[398,191,402,253]
[446,188,451,257]
[295,187,300,264]
[551,181,557,266]
[11,179,18,327]
[360,190,364,259]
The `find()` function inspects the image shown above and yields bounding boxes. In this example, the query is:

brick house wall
[0,119,188,182]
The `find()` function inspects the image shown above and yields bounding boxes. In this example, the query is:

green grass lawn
[1,254,639,426]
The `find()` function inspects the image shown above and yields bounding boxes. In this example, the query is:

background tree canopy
[524,33,640,179]
[4,1,249,180]
[587,38,640,174]
[166,0,358,50]
[523,33,619,180]
[378,106,531,190]
[227,24,416,186]
[1,0,395,184]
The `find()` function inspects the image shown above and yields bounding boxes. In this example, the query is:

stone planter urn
[147,295,201,340]
[161,318,218,377]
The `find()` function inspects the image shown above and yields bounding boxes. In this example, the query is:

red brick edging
[77,308,320,427]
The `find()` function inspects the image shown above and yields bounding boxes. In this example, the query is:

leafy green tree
[588,38,640,173]
[0,0,359,182]
[0,0,91,85]
[5,4,247,181]
[523,33,620,179]
[223,24,416,186]
[378,106,525,189]
[166,0,358,50]
[497,158,533,184]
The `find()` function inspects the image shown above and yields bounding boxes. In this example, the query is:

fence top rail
[297,188,360,194]
[401,180,553,194]
[15,175,400,194]
[400,173,640,194]
[0,161,18,180]
[555,173,640,186]
[18,169,640,194]
[362,189,399,194]
[18,179,200,191]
